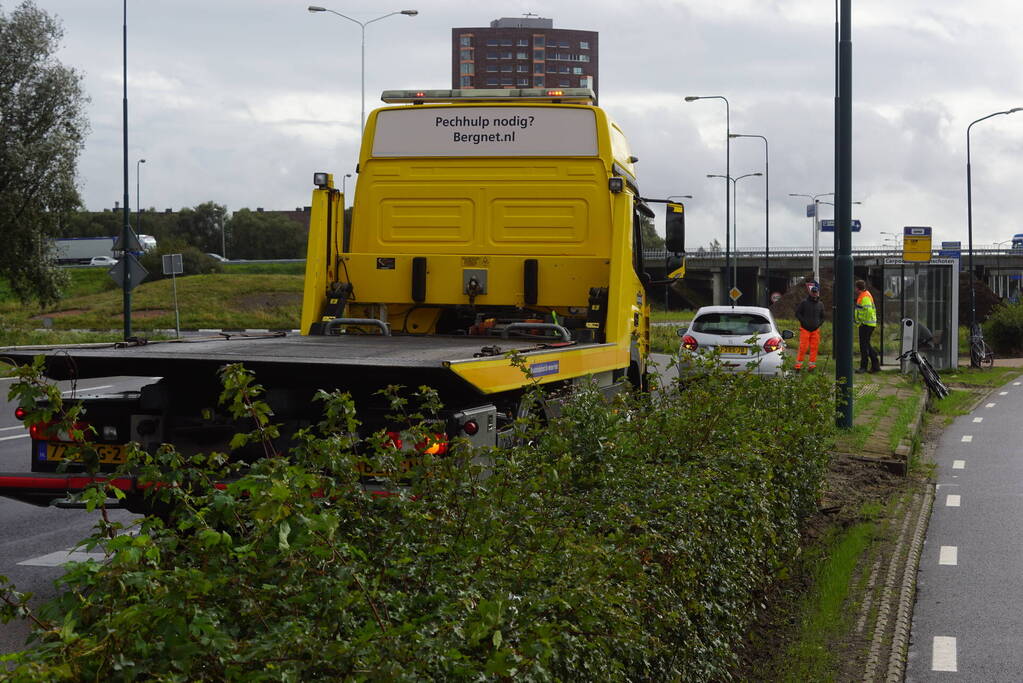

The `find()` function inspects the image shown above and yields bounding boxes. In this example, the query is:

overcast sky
[22,0,1023,250]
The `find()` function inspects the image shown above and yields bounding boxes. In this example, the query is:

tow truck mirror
[665,202,685,254]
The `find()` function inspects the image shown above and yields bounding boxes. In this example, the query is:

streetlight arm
[365,11,403,27]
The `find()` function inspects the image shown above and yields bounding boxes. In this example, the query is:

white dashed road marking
[0,433,28,442]
[961,435,973,443]
[952,460,965,469]
[18,550,107,567]
[973,417,983,423]
[939,546,958,565]
[933,636,958,672]
[946,495,961,507]
[1014,382,1021,386]
[986,403,996,408]
[998,391,1009,396]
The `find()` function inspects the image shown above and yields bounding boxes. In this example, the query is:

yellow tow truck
[0,87,685,508]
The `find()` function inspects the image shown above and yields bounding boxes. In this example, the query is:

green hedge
[1,361,834,681]
[984,301,1023,355]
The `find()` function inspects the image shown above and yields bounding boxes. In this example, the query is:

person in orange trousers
[794,284,825,370]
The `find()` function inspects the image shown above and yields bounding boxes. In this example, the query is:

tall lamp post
[709,173,761,302]
[308,6,418,135]
[730,133,769,305]
[135,158,146,235]
[966,107,1022,364]
[788,192,833,282]
[121,0,132,339]
[685,95,729,304]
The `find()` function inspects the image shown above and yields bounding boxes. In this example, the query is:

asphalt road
[906,376,1023,680]
[0,374,148,657]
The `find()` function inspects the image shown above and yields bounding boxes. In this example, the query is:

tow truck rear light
[28,420,90,442]
[681,334,699,351]
[385,431,449,456]
[14,407,27,420]
[764,337,784,353]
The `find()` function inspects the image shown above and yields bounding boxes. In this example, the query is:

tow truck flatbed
[0,333,605,392]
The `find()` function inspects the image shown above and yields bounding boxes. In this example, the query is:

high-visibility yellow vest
[855,290,877,327]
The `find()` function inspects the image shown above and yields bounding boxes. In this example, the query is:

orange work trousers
[795,328,820,368]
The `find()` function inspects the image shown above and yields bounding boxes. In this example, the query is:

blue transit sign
[939,240,961,259]
[903,226,932,236]
[819,219,861,232]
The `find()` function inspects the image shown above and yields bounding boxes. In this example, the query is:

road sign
[113,228,142,253]
[819,219,861,232]
[806,204,816,218]
[729,287,742,302]
[771,292,782,303]
[162,253,183,275]
[107,253,148,290]
[939,240,961,259]
[902,226,932,262]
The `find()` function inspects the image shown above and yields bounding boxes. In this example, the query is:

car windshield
[692,313,772,336]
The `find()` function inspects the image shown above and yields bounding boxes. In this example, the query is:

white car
[89,256,118,267]
[677,305,794,377]
[206,253,229,262]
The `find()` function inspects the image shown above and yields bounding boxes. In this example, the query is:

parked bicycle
[897,348,950,399]
[969,323,995,369]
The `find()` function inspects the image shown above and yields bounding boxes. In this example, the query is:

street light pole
[966,108,1022,364]
[788,192,833,282]
[685,95,730,304]
[308,6,419,136]
[121,0,132,339]
[731,134,769,305]
[709,173,760,303]
[136,158,145,235]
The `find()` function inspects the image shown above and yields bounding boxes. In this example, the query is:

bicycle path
[905,371,1023,680]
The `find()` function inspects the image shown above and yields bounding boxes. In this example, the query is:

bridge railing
[643,247,1023,261]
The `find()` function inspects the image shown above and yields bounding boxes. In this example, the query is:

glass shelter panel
[880,258,958,370]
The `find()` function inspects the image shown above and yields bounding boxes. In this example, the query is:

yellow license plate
[719,345,748,355]
[46,442,128,465]
[355,457,422,478]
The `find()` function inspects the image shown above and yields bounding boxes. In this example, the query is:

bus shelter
[878,257,959,370]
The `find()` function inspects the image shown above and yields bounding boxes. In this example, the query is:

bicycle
[969,323,995,369]
[897,348,950,399]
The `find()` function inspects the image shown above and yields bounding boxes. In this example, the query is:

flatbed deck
[0,333,591,390]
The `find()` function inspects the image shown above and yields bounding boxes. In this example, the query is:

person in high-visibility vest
[854,279,880,373]
[794,284,824,370]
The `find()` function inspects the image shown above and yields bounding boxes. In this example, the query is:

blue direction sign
[819,219,861,232]
[939,240,961,259]
[904,226,932,236]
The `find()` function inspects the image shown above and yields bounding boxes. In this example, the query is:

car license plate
[355,457,422,478]
[719,345,748,355]
[45,442,127,465]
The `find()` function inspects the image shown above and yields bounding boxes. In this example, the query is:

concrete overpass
[642,247,1023,308]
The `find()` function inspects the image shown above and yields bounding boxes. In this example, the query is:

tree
[0,1,88,304]
[175,201,227,254]
[638,215,664,250]
[227,209,308,259]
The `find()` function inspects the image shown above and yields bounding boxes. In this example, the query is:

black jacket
[795,297,825,332]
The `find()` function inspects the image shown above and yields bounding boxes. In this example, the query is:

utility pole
[835,0,854,429]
